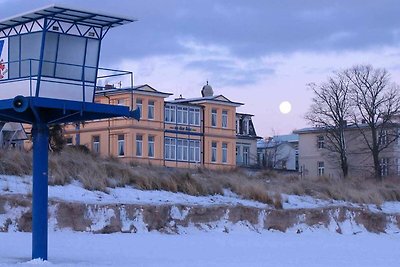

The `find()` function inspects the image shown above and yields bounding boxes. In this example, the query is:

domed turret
[201,81,214,97]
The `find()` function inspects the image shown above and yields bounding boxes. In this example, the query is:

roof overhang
[236,112,254,117]
[188,99,243,107]
[0,5,136,31]
[96,87,173,98]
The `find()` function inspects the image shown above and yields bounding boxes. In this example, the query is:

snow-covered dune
[1,175,400,235]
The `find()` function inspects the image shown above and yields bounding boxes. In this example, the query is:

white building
[257,134,299,171]
[0,122,27,149]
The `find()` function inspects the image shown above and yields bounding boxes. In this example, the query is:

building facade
[257,134,299,171]
[295,125,400,178]
[0,122,27,149]
[235,113,260,167]
[64,84,171,167]
[63,82,250,169]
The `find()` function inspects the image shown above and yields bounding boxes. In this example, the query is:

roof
[95,84,173,98]
[1,122,27,140]
[273,134,299,143]
[0,5,135,31]
[236,112,254,117]
[169,95,243,107]
[293,124,364,134]
[257,134,299,148]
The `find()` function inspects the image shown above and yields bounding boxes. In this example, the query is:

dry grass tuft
[0,149,31,176]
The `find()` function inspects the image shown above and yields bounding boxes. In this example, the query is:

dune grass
[1,147,400,207]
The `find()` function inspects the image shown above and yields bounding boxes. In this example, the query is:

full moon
[279,101,292,114]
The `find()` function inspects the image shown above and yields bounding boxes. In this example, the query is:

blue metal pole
[31,122,49,260]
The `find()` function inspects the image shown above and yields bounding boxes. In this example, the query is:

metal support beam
[31,122,49,260]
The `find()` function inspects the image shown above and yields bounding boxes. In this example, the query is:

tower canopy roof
[0,4,135,31]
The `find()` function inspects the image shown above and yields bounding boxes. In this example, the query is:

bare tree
[260,137,291,170]
[345,65,400,179]
[48,124,66,152]
[306,71,352,178]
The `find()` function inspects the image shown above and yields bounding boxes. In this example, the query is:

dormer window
[243,119,249,135]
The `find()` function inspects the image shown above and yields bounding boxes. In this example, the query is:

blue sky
[2,0,400,136]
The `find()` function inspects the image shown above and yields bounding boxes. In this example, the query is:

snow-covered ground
[1,231,400,267]
[2,175,400,213]
[2,175,400,266]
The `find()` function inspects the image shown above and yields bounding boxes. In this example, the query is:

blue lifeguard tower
[0,5,139,260]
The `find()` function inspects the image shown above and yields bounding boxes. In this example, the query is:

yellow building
[63,82,243,169]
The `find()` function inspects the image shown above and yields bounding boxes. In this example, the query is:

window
[182,107,188,124]
[136,99,142,119]
[379,130,388,146]
[195,108,200,125]
[189,140,201,162]
[177,107,183,124]
[189,108,201,126]
[183,140,188,161]
[118,134,125,157]
[222,142,228,163]
[170,139,176,159]
[136,134,143,157]
[189,108,194,125]
[148,100,155,120]
[211,142,217,162]
[318,161,325,176]
[117,99,125,106]
[177,139,183,160]
[176,106,188,124]
[165,137,176,160]
[222,110,228,128]
[236,145,241,164]
[176,139,189,161]
[211,109,217,127]
[166,137,198,162]
[165,138,170,159]
[380,158,389,177]
[236,119,240,134]
[243,146,249,166]
[148,136,155,158]
[317,136,325,149]
[92,136,100,154]
[243,119,249,135]
[165,105,176,123]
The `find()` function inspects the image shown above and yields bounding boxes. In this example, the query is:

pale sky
[2,0,400,137]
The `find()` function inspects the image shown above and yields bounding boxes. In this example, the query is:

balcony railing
[0,59,133,102]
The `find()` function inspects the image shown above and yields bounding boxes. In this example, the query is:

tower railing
[0,58,134,101]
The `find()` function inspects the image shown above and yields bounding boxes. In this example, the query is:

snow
[2,175,400,265]
[0,231,400,267]
[0,176,266,208]
[2,175,400,215]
